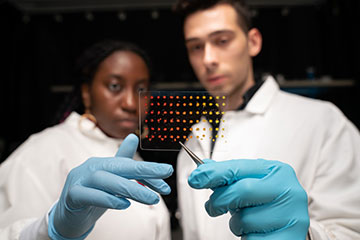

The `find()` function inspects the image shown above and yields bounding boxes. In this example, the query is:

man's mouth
[206,75,226,86]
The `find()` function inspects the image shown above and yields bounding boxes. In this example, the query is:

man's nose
[203,44,218,72]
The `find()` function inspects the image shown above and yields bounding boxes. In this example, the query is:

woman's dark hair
[173,0,252,33]
[77,39,152,85]
[53,40,151,123]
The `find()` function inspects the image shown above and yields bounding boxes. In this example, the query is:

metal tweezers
[179,141,204,165]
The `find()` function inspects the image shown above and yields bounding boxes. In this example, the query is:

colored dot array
[140,91,227,149]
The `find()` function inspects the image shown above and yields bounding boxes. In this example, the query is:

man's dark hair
[77,39,151,84]
[173,0,252,33]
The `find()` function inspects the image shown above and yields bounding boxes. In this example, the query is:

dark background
[0,0,359,236]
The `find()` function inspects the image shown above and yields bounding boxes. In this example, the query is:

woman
[0,40,173,239]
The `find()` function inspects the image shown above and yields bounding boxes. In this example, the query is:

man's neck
[221,77,255,111]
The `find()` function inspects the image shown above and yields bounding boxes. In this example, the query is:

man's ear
[81,83,91,110]
[247,28,262,57]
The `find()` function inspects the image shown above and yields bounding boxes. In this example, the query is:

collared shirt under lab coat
[0,112,171,240]
[177,76,360,240]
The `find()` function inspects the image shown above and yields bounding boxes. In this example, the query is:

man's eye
[188,44,203,53]
[108,83,121,92]
[216,38,229,46]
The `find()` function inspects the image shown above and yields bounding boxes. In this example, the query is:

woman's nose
[120,88,137,113]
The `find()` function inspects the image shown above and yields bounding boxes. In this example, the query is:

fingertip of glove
[160,184,172,195]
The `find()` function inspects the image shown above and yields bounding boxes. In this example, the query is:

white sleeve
[19,209,52,240]
[0,219,37,240]
[0,140,59,240]
[308,106,360,239]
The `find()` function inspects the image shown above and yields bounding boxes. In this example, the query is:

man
[174,0,360,239]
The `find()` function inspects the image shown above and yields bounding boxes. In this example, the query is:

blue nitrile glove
[48,134,173,240]
[188,159,309,240]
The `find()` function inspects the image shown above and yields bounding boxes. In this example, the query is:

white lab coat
[177,76,360,240]
[0,112,171,240]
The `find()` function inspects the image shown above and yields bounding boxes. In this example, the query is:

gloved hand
[48,134,173,239]
[188,159,309,240]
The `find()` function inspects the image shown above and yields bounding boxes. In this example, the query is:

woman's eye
[108,83,121,92]
[137,85,148,92]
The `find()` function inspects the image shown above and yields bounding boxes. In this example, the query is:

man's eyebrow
[185,30,234,43]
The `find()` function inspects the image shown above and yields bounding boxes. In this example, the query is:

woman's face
[82,50,150,139]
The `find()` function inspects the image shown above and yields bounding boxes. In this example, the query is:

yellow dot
[222,96,226,99]
[196,103,200,107]
[183,103,187,107]
[196,136,199,139]
[216,103,219,107]
[196,120,199,123]
[215,135,218,138]
[196,96,200,99]
[202,102,206,106]
[209,103,213,106]
[183,128,187,131]
[222,128,225,131]
[202,119,207,122]
[222,120,225,122]
[221,135,224,138]
[202,134,205,137]
[209,128,213,131]
[215,120,219,123]
[215,128,219,131]
[196,128,200,131]
[189,111,193,115]
[209,112,213,115]
[209,120,213,123]
[222,103,226,106]
[190,128,193,131]
[203,128,206,131]
[202,96,206,99]
[212,139,215,142]
[203,111,207,115]
[216,112,220,115]
[221,112,225,115]
[200,138,203,140]
[209,96,213,100]
[216,96,220,99]
[183,136,186,139]
[190,96,193,99]
[196,111,199,114]
[190,120,194,124]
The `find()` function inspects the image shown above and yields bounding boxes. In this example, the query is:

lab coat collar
[244,75,279,115]
[65,112,124,146]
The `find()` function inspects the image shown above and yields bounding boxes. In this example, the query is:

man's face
[184,4,260,104]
